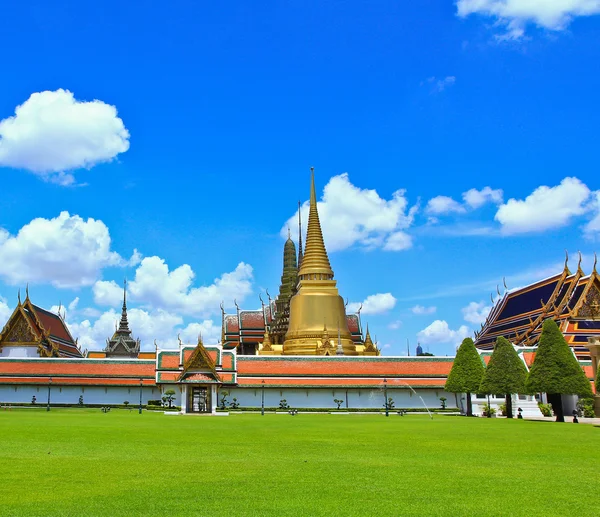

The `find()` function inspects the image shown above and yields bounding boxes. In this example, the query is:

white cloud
[0,212,124,288]
[0,89,129,185]
[461,301,492,325]
[463,187,504,209]
[67,307,221,352]
[411,305,437,315]
[417,320,471,346]
[383,231,413,251]
[93,280,125,307]
[0,297,12,326]
[457,0,600,39]
[495,177,591,234]
[348,293,397,315]
[584,191,600,236]
[128,257,254,317]
[282,173,417,252]
[426,76,457,93]
[425,196,466,215]
[388,320,402,330]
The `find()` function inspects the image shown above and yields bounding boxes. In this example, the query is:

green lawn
[0,410,597,516]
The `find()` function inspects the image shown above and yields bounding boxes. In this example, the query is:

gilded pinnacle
[298,168,334,280]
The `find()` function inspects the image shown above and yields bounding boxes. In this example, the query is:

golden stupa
[282,169,358,355]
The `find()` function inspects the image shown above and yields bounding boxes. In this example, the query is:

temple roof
[475,258,600,358]
[0,298,81,358]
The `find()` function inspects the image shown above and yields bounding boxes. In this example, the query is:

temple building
[222,169,379,357]
[88,281,141,359]
[0,291,82,358]
[475,253,600,361]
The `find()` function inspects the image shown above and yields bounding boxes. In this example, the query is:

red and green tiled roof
[0,358,155,386]
[236,356,453,378]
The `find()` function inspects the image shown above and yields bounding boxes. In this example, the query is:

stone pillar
[586,337,600,417]
[181,385,188,414]
[211,385,217,414]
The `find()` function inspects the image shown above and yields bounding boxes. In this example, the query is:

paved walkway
[524,415,600,425]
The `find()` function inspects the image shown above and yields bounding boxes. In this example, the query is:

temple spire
[118,279,130,333]
[297,201,304,268]
[298,167,334,280]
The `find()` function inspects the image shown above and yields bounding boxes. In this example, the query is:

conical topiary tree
[479,336,527,418]
[525,319,593,422]
[445,337,485,416]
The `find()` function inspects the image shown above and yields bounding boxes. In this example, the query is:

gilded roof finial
[577,251,583,273]
[287,226,291,240]
[18,289,21,305]
[594,252,598,274]
[25,283,29,300]
[496,285,501,297]
[503,277,508,291]
[298,167,334,280]
[564,249,569,270]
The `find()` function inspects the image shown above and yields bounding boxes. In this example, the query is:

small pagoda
[104,281,140,358]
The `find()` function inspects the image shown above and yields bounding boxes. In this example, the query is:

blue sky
[1,1,599,355]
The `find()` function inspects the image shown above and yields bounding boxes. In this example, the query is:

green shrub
[576,398,595,418]
[498,403,506,416]
[481,403,496,417]
[538,402,553,417]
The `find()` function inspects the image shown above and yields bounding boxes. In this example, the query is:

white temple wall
[0,384,159,405]
[224,387,452,410]
[0,346,39,358]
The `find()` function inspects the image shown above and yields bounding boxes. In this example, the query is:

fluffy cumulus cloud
[348,293,397,315]
[495,177,591,235]
[388,320,402,330]
[94,257,254,317]
[457,0,600,39]
[0,296,11,327]
[425,196,466,215]
[411,305,437,315]
[417,320,471,346]
[463,187,503,209]
[584,191,600,237]
[0,212,128,288]
[282,173,418,252]
[0,89,130,185]
[67,308,221,351]
[426,186,502,217]
[461,301,492,325]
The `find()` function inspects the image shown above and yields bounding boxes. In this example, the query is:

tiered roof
[475,256,600,359]
[0,297,81,358]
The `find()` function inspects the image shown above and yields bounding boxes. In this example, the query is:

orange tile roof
[0,359,155,378]
[236,357,453,377]
[237,377,447,388]
[0,376,156,386]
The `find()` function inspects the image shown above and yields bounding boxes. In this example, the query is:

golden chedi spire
[283,168,357,355]
[298,167,334,281]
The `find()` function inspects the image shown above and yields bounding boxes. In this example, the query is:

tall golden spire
[298,167,334,281]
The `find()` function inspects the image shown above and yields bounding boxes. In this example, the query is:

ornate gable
[4,312,37,343]
[573,278,600,320]
[178,338,220,382]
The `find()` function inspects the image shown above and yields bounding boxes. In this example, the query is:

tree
[333,398,344,410]
[445,337,485,416]
[479,336,527,418]
[163,389,176,408]
[525,319,593,422]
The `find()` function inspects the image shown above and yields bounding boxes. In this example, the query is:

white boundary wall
[0,384,160,405]
[224,387,453,410]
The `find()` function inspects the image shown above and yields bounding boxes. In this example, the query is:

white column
[211,385,217,413]
[181,385,187,414]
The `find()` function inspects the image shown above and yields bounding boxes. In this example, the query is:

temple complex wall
[0,385,160,405]
[225,387,452,410]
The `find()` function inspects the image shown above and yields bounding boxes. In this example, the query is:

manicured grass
[0,410,598,516]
